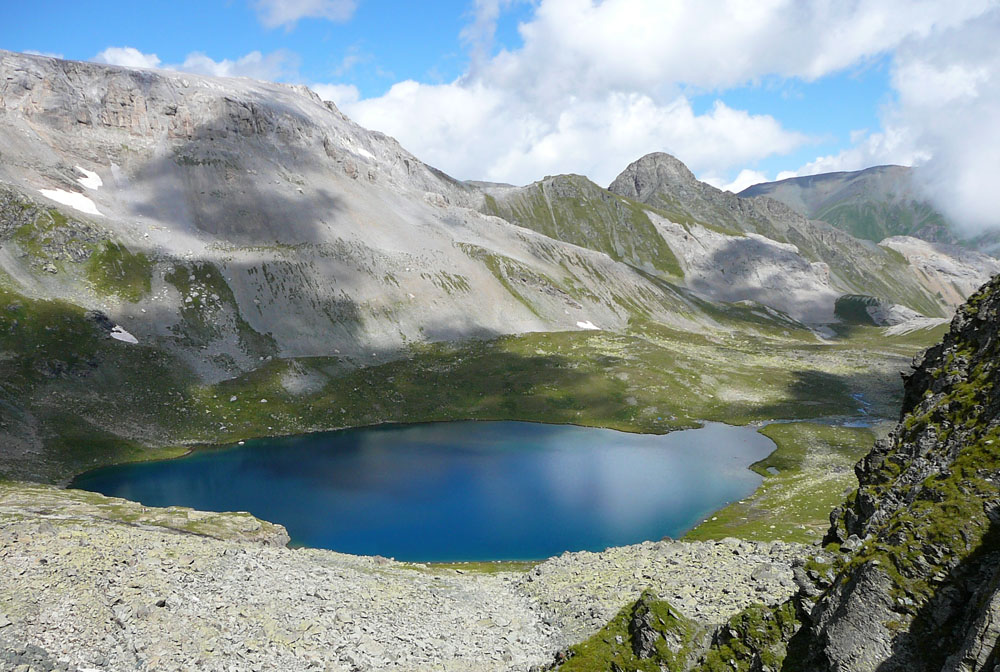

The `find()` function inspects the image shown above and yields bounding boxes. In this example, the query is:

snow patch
[884,317,949,336]
[38,189,102,216]
[75,166,103,190]
[353,146,375,160]
[109,326,138,344]
[576,320,599,330]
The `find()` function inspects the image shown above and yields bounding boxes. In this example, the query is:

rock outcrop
[808,273,1000,671]
[0,481,804,672]
[674,274,1000,672]
[607,153,970,322]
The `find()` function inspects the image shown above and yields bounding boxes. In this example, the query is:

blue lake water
[71,421,775,562]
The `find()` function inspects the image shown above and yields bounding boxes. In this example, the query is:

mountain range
[0,49,999,672]
[2,49,999,475]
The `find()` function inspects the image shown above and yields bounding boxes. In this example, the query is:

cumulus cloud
[703,169,771,194]
[90,47,300,82]
[338,0,994,186]
[93,46,162,69]
[771,7,1000,232]
[461,0,517,74]
[341,81,805,185]
[177,50,300,80]
[310,83,361,107]
[893,13,1000,232]
[251,0,357,29]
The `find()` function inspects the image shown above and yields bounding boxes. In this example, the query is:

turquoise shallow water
[71,421,775,562]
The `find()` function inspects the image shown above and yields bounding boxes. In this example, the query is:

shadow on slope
[871,513,1000,672]
[125,109,349,245]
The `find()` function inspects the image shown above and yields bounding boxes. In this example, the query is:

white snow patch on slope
[353,146,375,160]
[576,321,599,330]
[38,189,102,216]
[75,166,103,190]
[884,317,949,337]
[110,326,138,344]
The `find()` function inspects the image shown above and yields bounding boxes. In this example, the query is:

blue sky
[1,1,529,98]
[2,0,998,217]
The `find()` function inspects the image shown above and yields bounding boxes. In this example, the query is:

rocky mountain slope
[0,49,701,372]
[738,165,957,244]
[2,50,992,480]
[606,153,995,319]
[804,273,1000,671]
[0,480,804,672]
[0,51,713,476]
[738,165,1000,255]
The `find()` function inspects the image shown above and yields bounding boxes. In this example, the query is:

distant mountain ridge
[738,165,959,246]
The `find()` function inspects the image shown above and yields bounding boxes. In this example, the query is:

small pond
[71,421,775,562]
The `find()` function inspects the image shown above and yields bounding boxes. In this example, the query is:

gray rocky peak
[608,152,699,200]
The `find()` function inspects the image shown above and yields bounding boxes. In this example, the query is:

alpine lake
[71,421,777,562]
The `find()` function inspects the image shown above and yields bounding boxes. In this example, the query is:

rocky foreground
[0,482,802,672]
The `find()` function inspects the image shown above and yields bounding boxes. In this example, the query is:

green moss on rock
[86,241,153,302]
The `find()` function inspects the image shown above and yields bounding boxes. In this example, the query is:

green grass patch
[558,590,701,672]
[424,561,538,574]
[85,241,153,302]
[482,175,684,278]
[685,422,875,543]
[692,600,804,672]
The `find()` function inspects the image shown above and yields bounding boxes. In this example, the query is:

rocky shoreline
[0,482,804,671]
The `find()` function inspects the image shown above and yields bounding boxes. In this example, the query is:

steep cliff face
[805,273,1000,671]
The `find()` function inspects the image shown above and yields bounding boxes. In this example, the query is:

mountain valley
[0,49,998,672]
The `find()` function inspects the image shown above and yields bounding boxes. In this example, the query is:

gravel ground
[0,483,805,672]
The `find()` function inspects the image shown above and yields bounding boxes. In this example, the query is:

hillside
[2,51,994,480]
[738,165,956,244]
[545,273,1000,672]
[0,48,999,672]
[605,153,978,320]
[739,165,1000,257]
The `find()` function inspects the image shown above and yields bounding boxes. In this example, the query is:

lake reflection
[71,421,775,561]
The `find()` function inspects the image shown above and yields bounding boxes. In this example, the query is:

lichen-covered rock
[807,274,1000,671]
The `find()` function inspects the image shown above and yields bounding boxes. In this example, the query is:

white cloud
[178,50,300,80]
[785,127,928,178]
[894,12,1000,232]
[341,0,994,186]
[311,83,361,107]
[90,47,299,82]
[705,169,771,194]
[93,46,161,69]
[24,50,64,59]
[773,7,1000,232]
[347,85,804,186]
[461,0,518,74]
[251,0,357,29]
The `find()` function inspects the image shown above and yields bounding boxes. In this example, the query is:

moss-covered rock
[556,590,705,672]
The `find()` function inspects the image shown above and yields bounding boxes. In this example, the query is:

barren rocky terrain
[0,483,802,672]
